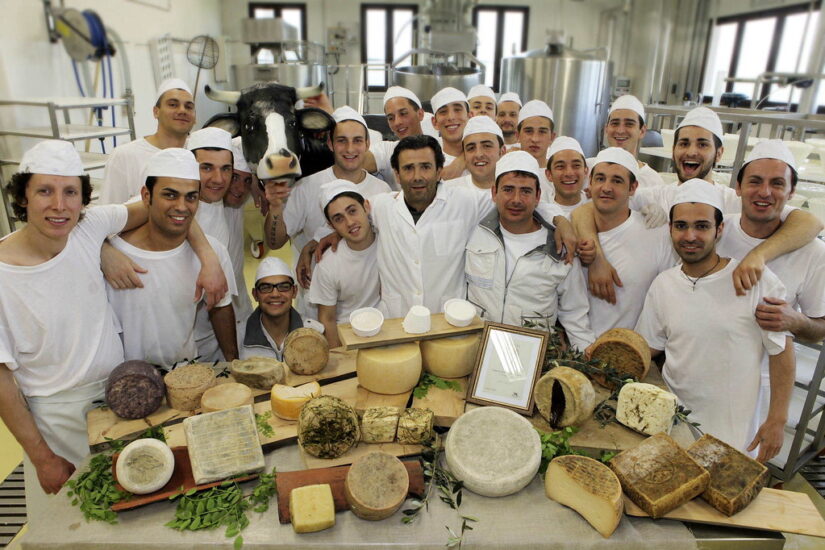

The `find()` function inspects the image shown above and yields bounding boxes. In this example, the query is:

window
[249,3,308,64]
[360,4,417,90]
[472,6,528,91]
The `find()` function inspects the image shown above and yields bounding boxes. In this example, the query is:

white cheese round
[402,305,431,334]
[356,342,422,394]
[445,406,541,497]
[115,438,175,495]
[443,299,476,327]
[350,307,384,337]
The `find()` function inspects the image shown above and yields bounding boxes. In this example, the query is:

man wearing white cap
[603,94,664,188]
[444,116,505,191]
[467,84,497,119]
[240,257,304,361]
[107,148,238,367]
[465,151,594,350]
[546,136,590,219]
[430,87,471,175]
[635,179,794,461]
[515,99,557,201]
[308,181,380,347]
[224,137,256,329]
[101,78,195,204]
[496,92,522,150]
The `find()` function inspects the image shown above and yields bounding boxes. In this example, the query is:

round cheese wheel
[106,360,165,419]
[345,451,409,520]
[533,366,596,428]
[164,363,217,411]
[590,328,651,387]
[230,357,286,390]
[284,328,329,375]
[356,342,422,395]
[420,333,481,379]
[200,382,254,413]
[115,438,175,495]
[445,406,541,497]
[298,395,361,458]
[270,381,321,420]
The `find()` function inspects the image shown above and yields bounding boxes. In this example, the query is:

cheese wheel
[356,342,422,395]
[445,406,541,497]
[230,357,286,390]
[270,381,321,420]
[420,333,481,378]
[290,484,335,533]
[590,328,651,387]
[164,363,217,411]
[546,455,623,537]
[284,328,329,375]
[115,438,175,495]
[345,451,409,520]
[533,366,596,428]
[396,408,434,444]
[616,382,677,436]
[361,407,400,443]
[106,360,165,419]
[298,396,361,458]
[200,382,254,413]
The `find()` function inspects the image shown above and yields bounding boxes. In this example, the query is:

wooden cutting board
[624,488,825,538]
[411,377,468,427]
[300,439,425,470]
[337,313,484,350]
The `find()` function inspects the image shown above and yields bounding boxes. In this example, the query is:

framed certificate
[466,322,548,415]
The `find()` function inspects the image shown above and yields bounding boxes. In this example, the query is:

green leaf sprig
[413,373,462,399]
[673,405,703,432]
[255,411,275,438]
[65,452,131,524]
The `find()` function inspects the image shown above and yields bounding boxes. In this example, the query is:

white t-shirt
[195,200,231,249]
[636,162,665,188]
[444,174,488,192]
[307,239,381,323]
[0,205,128,396]
[553,192,590,220]
[370,140,399,190]
[585,211,678,337]
[635,260,787,453]
[100,138,160,204]
[107,235,235,367]
[500,225,548,283]
[224,202,254,324]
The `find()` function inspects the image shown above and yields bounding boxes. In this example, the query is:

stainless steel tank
[232,63,326,90]
[390,49,485,107]
[500,45,612,157]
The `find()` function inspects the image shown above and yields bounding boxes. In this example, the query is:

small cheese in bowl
[443,298,476,327]
[350,307,384,338]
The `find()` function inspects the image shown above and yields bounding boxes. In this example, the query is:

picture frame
[466,322,549,415]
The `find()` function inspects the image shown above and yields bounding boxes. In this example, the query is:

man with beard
[444,116,505,191]
[496,92,522,150]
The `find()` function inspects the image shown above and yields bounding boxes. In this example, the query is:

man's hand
[640,203,668,229]
[297,241,317,290]
[101,242,147,289]
[440,156,466,181]
[314,232,341,263]
[733,250,766,296]
[576,239,596,265]
[747,417,785,463]
[302,92,333,114]
[553,216,578,264]
[587,254,622,304]
[33,452,75,494]
[195,252,229,310]
[756,297,801,333]
[263,179,292,211]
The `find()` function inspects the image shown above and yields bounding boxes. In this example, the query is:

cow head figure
[204,82,335,181]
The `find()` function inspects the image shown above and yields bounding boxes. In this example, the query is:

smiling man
[467,84,497,119]
[430,87,471,178]
[546,136,590,219]
[444,115,505,191]
[496,92,522,149]
[602,95,664,189]
[515,99,557,202]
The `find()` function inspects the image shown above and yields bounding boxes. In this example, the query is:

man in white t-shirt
[444,116,505,191]
[635,179,794,461]
[430,87,470,179]
[224,137,256,332]
[546,136,590,219]
[308,181,381,347]
[465,152,594,350]
[107,148,238,368]
[496,92,522,150]
[101,79,196,204]
[602,94,664,189]
[467,84,497,119]
[514,100,556,201]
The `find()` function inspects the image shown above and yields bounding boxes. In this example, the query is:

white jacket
[464,211,594,351]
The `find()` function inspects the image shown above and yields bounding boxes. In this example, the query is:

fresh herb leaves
[413,373,462,399]
[255,411,275,438]
[65,452,131,524]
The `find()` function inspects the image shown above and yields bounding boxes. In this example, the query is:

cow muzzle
[257,149,302,180]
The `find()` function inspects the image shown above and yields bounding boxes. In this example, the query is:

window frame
[360,3,419,92]
[471,5,529,92]
[248,2,309,63]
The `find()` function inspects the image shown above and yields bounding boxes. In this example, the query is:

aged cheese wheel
[396,408,434,444]
[298,395,361,459]
[106,360,165,419]
[420,333,481,378]
[345,451,410,520]
[115,438,175,495]
[290,484,335,533]
[230,357,285,390]
[200,382,254,413]
[270,381,321,420]
[609,433,710,519]
[545,455,623,538]
[361,406,400,443]
[590,328,651,387]
[616,383,677,436]
[687,434,768,516]
[445,406,541,497]
[164,363,217,411]
[284,328,329,375]
[533,366,596,428]
[356,342,422,395]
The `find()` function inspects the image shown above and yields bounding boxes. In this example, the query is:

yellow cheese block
[289,484,335,533]
[200,383,254,413]
[356,342,422,395]
[270,381,322,420]
[420,333,481,378]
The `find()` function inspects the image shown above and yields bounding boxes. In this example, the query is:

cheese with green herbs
[396,408,434,444]
[616,382,677,436]
[298,396,361,458]
[361,407,400,443]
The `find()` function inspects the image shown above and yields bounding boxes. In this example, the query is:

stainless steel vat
[391,65,482,106]
[232,63,326,90]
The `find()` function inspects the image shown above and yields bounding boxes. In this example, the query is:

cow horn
[204,85,241,105]
[295,83,325,99]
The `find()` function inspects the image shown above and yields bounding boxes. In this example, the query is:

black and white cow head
[204,82,335,180]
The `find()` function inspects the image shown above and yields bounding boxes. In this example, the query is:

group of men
[1,78,824,499]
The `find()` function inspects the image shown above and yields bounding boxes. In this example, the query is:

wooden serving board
[411,377,468,427]
[355,385,413,413]
[624,488,825,538]
[275,460,425,524]
[300,439,426,470]
[337,313,484,350]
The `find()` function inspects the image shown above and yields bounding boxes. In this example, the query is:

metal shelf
[0,151,109,171]
[0,96,130,109]
[0,124,133,141]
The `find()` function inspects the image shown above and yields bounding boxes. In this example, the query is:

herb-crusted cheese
[356,342,422,395]
[290,484,335,533]
[345,451,409,520]
[420,333,481,378]
[590,328,651,385]
[361,407,400,443]
[533,366,596,428]
[616,382,677,436]
[115,438,175,495]
[298,396,361,458]
[396,408,434,444]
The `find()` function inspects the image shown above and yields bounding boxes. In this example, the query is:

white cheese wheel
[284,328,329,375]
[270,381,321,420]
[445,406,541,497]
[356,342,422,395]
[115,438,175,495]
[533,366,596,428]
[443,299,475,327]
[402,305,431,334]
[616,382,677,436]
[200,382,254,413]
[345,451,410,520]
[420,333,481,378]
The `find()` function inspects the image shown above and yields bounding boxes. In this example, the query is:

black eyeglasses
[255,282,294,294]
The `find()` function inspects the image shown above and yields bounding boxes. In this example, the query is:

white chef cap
[18,140,84,177]
[498,92,522,106]
[548,136,585,160]
[676,106,724,142]
[383,86,422,109]
[673,178,725,213]
[590,147,640,181]
[142,148,200,181]
[319,179,365,210]
[431,87,468,114]
[231,136,251,173]
[609,94,645,123]
[495,150,542,181]
[255,257,293,283]
[741,139,797,172]
[156,78,192,103]
[187,127,233,152]
[518,100,554,125]
[462,115,504,141]
[467,84,496,101]
[332,105,368,129]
